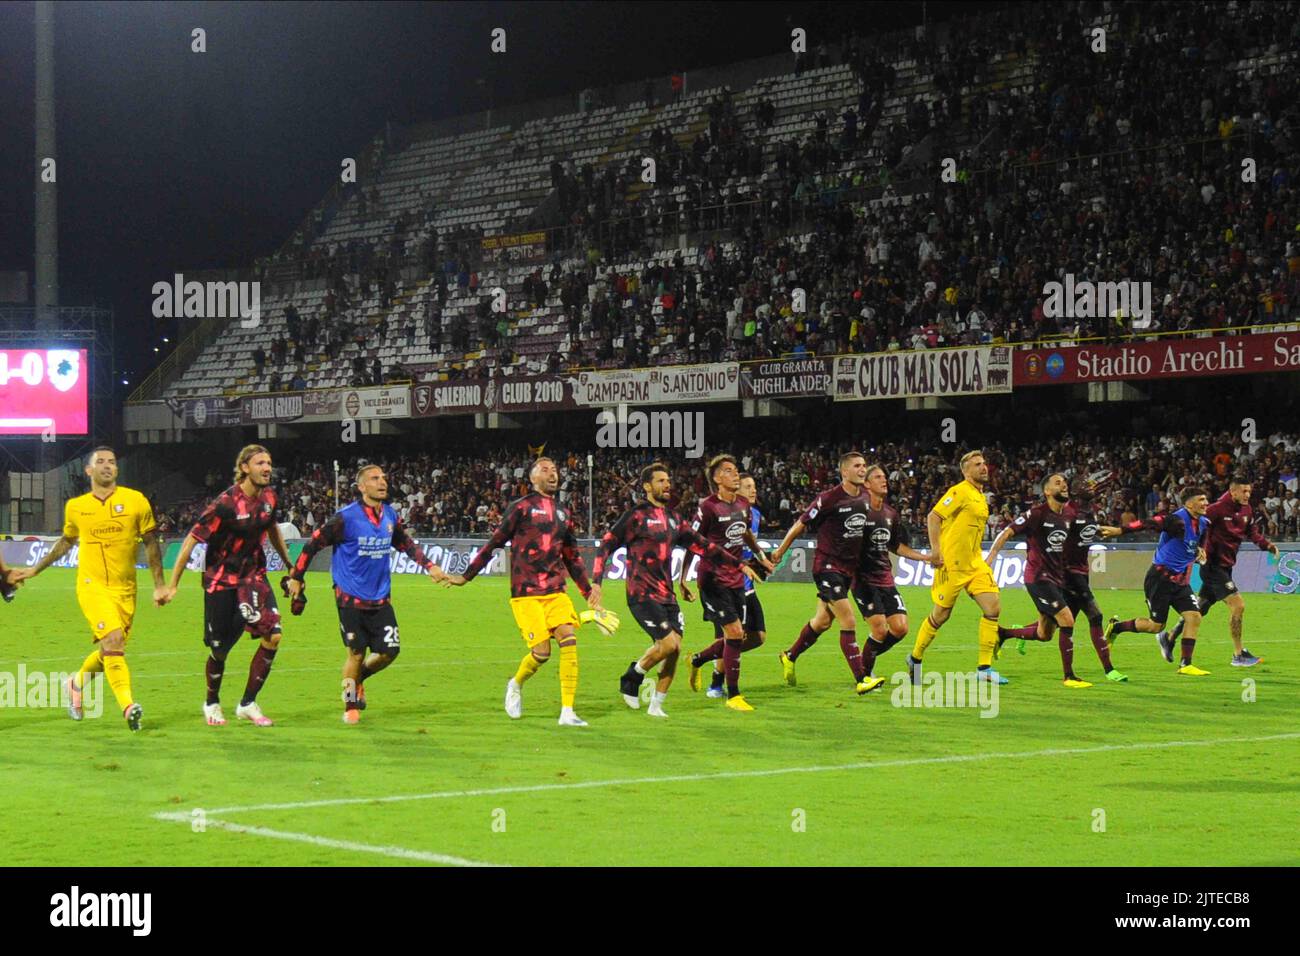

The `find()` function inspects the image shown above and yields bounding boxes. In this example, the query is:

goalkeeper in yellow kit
[906,450,1010,685]
[12,446,171,730]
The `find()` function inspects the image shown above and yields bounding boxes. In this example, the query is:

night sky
[0,0,990,390]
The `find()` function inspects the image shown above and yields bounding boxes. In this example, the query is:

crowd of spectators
[238,0,1299,391]
[153,422,1300,545]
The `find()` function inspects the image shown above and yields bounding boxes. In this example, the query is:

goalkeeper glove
[279,575,307,615]
[579,607,621,636]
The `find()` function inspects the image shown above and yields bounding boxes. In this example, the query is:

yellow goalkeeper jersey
[62,486,156,590]
[931,480,990,572]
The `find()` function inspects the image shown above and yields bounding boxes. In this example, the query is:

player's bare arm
[142,530,171,606]
[167,532,201,591]
[984,524,1017,567]
[770,519,805,564]
[678,550,695,602]
[927,510,944,567]
[741,529,775,572]
[12,533,76,581]
[896,543,936,565]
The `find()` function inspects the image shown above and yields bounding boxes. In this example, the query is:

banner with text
[171,396,243,429]
[480,231,547,264]
[833,346,1013,401]
[573,363,739,407]
[410,376,577,418]
[739,357,832,399]
[1015,332,1300,386]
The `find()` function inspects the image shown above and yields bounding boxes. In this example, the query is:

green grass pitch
[2,568,1296,867]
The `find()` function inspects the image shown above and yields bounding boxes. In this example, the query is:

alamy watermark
[152,272,261,327]
[889,670,1000,718]
[0,667,104,718]
[595,403,704,459]
[1042,274,1152,330]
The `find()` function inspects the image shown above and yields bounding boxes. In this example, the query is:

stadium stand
[150,0,1300,404]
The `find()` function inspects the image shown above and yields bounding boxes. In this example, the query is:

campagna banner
[573,363,740,406]
[739,357,832,399]
[833,346,1013,401]
[1015,331,1300,386]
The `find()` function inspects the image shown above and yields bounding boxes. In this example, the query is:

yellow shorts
[76,585,137,642]
[510,593,579,648]
[930,562,998,608]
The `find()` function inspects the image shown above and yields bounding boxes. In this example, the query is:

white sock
[652,691,667,705]
[633,662,647,676]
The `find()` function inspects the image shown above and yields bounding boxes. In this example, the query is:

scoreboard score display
[0,348,90,436]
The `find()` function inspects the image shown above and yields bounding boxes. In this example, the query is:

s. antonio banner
[834,346,1013,401]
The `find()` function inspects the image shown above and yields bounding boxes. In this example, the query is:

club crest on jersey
[114,503,125,514]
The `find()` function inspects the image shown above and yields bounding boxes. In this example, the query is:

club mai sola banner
[572,363,740,406]
[833,346,1013,401]
[832,345,1013,403]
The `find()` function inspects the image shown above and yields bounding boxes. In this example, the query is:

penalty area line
[151,811,503,867]
[195,732,1300,815]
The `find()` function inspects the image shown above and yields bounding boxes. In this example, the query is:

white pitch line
[150,811,502,867]
[196,732,1300,816]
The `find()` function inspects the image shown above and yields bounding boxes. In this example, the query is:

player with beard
[12,446,171,730]
[771,452,882,694]
[442,457,606,726]
[592,462,753,718]
[856,464,937,682]
[1160,476,1277,667]
[703,472,770,697]
[986,474,1094,688]
[1047,475,1128,681]
[681,454,774,712]
[165,444,292,727]
[908,451,1009,684]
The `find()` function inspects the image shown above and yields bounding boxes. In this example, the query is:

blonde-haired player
[12,446,171,729]
[907,450,1009,685]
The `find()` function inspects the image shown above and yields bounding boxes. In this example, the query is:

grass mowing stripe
[195,731,1300,815]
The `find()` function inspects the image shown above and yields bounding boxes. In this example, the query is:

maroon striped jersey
[188,483,278,592]
[856,499,909,587]
[1062,501,1103,576]
[464,492,591,598]
[1204,491,1271,568]
[690,493,752,589]
[1008,502,1071,585]
[799,484,870,576]
[593,501,742,603]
